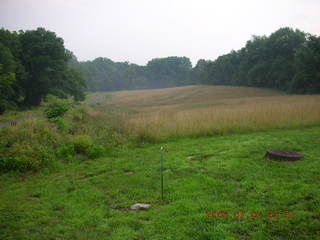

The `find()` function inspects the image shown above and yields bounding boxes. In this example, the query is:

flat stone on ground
[124,170,134,175]
[129,203,150,210]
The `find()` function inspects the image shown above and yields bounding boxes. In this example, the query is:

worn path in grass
[1,126,320,240]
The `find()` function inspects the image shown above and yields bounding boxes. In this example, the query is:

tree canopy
[0,27,85,113]
[0,42,17,113]
[193,27,320,94]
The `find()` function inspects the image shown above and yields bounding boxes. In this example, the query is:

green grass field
[1,86,320,240]
[1,127,320,239]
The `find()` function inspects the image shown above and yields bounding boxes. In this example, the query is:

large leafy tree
[0,28,86,113]
[19,28,69,105]
[291,34,320,93]
[0,43,17,114]
[0,28,27,104]
[18,28,85,105]
[265,27,306,89]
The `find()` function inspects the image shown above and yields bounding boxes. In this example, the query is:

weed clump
[0,120,63,172]
[73,135,94,154]
[55,144,76,162]
[0,95,110,172]
[49,117,72,133]
[72,135,104,159]
[86,145,104,159]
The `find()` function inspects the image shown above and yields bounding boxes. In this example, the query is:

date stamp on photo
[204,210,295,220]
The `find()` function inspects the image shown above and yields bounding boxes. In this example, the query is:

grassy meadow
[94,85,320,142]
[1,85,320,240]
[1,127,320,240]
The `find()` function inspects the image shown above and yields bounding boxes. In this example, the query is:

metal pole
[160,153,164,201]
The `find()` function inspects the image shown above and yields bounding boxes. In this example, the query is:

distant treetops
[74,27,320,94]
[1,27,319,114]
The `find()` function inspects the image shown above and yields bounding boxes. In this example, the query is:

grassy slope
[106,85,320,141]
[1,126,320,240]
[110,85,286,111]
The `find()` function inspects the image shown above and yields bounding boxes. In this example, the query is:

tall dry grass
[96,86,320,142]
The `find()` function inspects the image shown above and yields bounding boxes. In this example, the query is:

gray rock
[124,170,134,175]
[129,203,150,210]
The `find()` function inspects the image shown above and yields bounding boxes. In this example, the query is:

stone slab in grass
[129,203,151,210]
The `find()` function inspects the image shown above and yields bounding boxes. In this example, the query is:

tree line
[74,27,319,94]
[1,26,319,114]
[193,27,320,93]
[70,56,193,91]
[0,27,86,114]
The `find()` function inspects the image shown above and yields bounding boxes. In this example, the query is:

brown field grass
[111,85,285,112]
[94,85,320,142]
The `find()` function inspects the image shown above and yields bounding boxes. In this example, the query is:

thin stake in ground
[160,146,165,201]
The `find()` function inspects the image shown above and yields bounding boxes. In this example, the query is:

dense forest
[0,27,319,114]
[70,56,193,91]
[0,28,86,114]
[72,27,320,94]
[194,27,320,93]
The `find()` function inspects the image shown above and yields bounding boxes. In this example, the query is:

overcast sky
[1,0,319,65]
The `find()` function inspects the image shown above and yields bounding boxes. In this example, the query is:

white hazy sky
[1,0,319,65]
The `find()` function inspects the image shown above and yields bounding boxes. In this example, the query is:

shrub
[0,145,53,172]
[0,120,63,172]
[50,117,72,133]
[55,144,75,162]
[73,135,94,154]
[72,135,104,159]
[0,157,32,172]
[86,145,104,159]
[43,95,70,119]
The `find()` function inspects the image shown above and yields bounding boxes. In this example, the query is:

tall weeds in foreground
[0,120,64,171]
[0,104,112,172]
[65,106,131,145]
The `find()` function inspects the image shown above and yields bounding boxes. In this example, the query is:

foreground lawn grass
[1,127,320,240]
